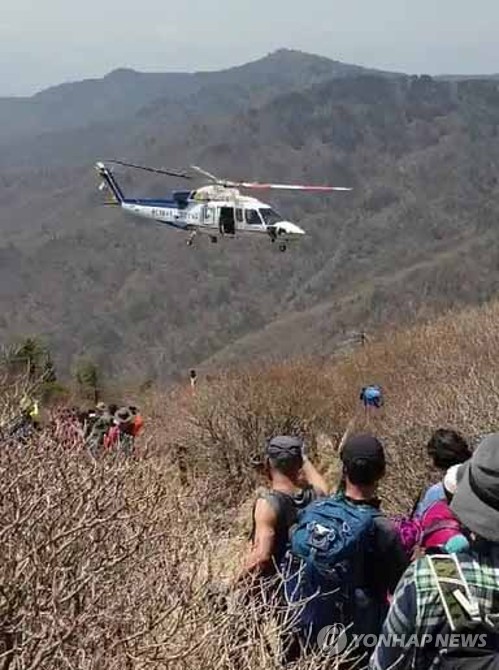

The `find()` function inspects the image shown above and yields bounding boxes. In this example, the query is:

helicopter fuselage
[121,193,305,247]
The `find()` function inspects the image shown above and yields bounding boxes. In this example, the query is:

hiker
[360,385,384,409]
[339,435,408,611]
[370,433,499,670]
[236,436,328,663]
[239,435,328,580]
[284,433,408,654]
[419,463,469,553]
[189,369,197,391]
[105,407,136,457]
[83,410,97,439]
[414,429,472,519]
[85,402,113,457]
[129,406,144,438]
[394,463,471,560]
[6,395,41,442]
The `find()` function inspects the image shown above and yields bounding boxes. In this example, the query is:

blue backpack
[360,385,384,408]
[282,496,378,634]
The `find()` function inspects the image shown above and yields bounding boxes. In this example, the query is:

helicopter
[95,159,352,252]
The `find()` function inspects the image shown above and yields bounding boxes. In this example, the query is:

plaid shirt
[369,545,499,670]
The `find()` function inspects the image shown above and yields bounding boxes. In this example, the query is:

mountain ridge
[0,49,392,149]
[2,52,499,381]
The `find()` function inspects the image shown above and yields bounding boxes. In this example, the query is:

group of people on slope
[82,402,144,457]
[238,429,499,668]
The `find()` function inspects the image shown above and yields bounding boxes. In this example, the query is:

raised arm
[302,456,329,495]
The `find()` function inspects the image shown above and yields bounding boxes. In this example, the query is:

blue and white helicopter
[96,160,351,252]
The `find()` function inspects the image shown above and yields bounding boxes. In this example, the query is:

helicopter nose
[278,222,306,237]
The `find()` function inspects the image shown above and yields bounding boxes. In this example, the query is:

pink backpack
[392,500,463,558]
[391,515,423,557]
[390,488,425,557]
[419,500,461,549]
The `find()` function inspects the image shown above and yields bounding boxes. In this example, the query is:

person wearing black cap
[370,433,499,670]
[239,435,328,581]
[339,434,408,637]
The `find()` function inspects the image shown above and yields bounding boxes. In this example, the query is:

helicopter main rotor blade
[228,181,352,192]
[190,165,220,182]
[106,159,192,180]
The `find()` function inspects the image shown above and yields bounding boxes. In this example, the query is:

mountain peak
[104,68,140,80]
[265,48,338,62]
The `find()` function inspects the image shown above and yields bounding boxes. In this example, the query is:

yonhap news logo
[317,624,349,655]
[317,627,489,656]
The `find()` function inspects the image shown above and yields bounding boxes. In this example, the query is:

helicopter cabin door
[219,207,235,235]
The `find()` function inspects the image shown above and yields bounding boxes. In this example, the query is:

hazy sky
[2,0,498,96]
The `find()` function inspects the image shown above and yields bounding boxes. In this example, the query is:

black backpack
[430,555,499,670]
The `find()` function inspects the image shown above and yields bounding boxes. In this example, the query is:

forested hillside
[1,50,499,381]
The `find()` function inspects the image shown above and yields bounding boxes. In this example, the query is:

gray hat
[114,406,134,426]
[451,434,499,542]
[266,435,303,461]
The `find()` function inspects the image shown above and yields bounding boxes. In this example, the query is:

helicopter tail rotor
[95,161,125,204]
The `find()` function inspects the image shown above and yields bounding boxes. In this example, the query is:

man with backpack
[84,402,113,458]
[284,434,408,652]
[370,433,499,670]
[240,435,329,580]
[235,436,328,663]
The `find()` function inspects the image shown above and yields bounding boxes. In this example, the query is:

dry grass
[3,299,499,668]
[162,300,499,515]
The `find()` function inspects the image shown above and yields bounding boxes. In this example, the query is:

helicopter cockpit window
[245,209,263,225]
[259,208,281,226]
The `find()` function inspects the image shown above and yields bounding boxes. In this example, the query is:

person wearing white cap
[418,464,470,553]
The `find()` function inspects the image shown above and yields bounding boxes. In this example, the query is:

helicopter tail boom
[95,162,125,204]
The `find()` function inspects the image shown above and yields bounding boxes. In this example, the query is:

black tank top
[251,486,317,570]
